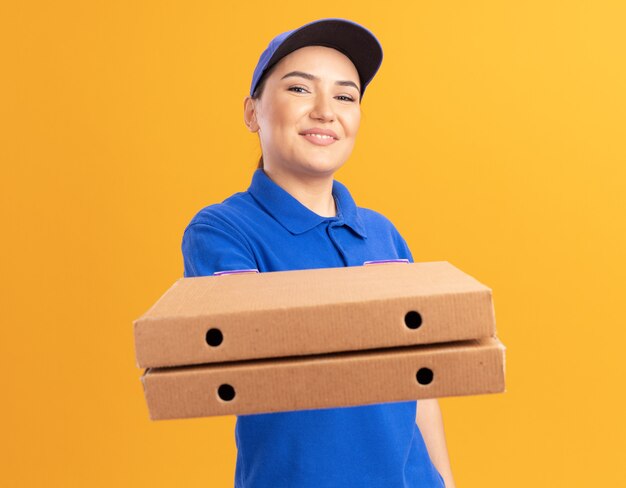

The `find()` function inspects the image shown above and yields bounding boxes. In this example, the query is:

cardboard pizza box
[141,336,506,420]
[134,261,496,368]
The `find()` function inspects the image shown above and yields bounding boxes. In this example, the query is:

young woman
[182,18,456,488]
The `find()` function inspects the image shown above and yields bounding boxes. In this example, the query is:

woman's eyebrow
[280,71,360,94]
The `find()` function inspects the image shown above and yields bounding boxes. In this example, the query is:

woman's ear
[243,96,259,133]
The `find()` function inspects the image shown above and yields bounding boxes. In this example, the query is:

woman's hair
[250,63,279,170]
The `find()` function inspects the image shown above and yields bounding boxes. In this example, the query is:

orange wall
[2,1,625,486]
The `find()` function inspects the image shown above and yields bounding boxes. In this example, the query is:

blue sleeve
[181,222,258,277]
[392,227,415,264]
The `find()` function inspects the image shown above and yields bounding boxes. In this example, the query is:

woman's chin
[302,162,342,175]
[297,156,345,173]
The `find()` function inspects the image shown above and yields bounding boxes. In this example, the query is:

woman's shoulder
[181,193,259,277]
[357,205,400,233]
[184,191,250,230]
[357,205,413,260]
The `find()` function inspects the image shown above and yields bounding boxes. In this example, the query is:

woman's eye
[288,86,355,102]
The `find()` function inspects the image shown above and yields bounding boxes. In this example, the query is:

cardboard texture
[134,261,496,368]
[141,337,506,420]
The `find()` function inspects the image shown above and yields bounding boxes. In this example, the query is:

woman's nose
[310,93,335,122]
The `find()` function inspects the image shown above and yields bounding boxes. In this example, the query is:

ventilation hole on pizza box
[218,384,236,401]
[404,311,422,329]
[416,368,434,385]
[206,328,223,347]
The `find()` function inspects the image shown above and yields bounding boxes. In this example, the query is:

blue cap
[249,18,383,101]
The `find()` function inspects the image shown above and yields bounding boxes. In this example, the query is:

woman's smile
[299,127,339,146]
[300,132,338,146]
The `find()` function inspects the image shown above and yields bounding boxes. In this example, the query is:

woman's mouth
[300,133,337,146]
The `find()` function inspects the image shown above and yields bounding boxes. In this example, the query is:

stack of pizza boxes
[134,260,506,420]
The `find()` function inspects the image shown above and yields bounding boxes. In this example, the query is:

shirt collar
[247,168,367,238]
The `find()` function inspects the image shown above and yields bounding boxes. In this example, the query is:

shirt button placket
[326,221,348,266]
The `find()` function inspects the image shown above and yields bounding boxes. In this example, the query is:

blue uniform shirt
[182,168,445,488]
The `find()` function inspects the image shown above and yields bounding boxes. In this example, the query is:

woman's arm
[416,399,456,488]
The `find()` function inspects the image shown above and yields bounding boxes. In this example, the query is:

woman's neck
[263,166,337,217]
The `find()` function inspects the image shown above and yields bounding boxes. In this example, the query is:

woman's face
[245,45,362,178]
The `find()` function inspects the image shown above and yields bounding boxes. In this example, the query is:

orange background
[2,1,625,486]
